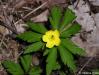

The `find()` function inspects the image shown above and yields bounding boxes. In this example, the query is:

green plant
[2,6,86,75]
[92,69,99,75]
[2,54,42,75]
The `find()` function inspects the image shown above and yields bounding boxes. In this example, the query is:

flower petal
[45,30,53,36]
[42,30,53,42]
[42,35,49,42]
[46,41,54,48]
[54,30,60,37]
[54,38,61,46]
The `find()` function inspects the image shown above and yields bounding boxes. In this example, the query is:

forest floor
[0,0,99,75]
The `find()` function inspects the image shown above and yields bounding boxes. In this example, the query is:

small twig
[14,2,47,25]
[1,36,9,50]
[0,0,18,34]
[0,21,18,34]
[74,0,80,8]
[24,2,47,19]
[22,7,33,11]
[77,57,93,75]
[2,41,9,49]
[0,34,5,47]
[3,9,17,33]
[0,35,9,50]
[18,51,24,57]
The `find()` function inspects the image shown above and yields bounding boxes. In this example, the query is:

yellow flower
[42,30,61,48]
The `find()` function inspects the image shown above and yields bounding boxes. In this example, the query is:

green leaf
[43,48,50,56]
[20,54,32,72]
[61,23,81,38]
[59,71,66,75]
[61,38,85,56]
[17,31,42,43]
[29,67,42,75]
[92,69,99,75]
[27,21,47,34]
[58,45,76,71]
[60,8,76,31]
[49,6,62,29]
[24,41,44,54]
[2,60,24,75]
[53,62,61,70]
[46,47,57,75]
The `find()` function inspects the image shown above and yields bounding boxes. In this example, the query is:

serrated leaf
[2,60,24,75]
[61,38,85,56]
[29,67,42,75]
[60,8,76,31]
[24,41,44,54]
[27,21,47,34]
[49,6,62,29]
[61,23,81,38]
[20,54,32,72]
[58,45,76,71]
[17,31,42,43]
[46,47,57,75]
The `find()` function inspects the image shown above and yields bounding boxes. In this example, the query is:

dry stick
[3,9,17,33]
[0,35,8,63]
[0,35,9,50]
[74,0,80,8]
[0,34,5,47]
[0,0,18,34]
[14,2,47,25]
[77,57,93,75]
[24,2,47,19]
[22,7,33,11]
[0,21,18,34]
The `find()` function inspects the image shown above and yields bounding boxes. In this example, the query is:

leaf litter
[0,0,99,75]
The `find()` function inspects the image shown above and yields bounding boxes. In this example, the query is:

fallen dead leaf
[31,9,49,22]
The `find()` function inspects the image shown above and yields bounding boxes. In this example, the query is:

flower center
[51,35,54,39]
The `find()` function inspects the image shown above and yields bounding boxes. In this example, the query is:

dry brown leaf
[0,26,9,35]
[32,55,40,66]
[14,0,35,9]
[31,9,49,22]
[14,0,26,9]
[36,0,67,8]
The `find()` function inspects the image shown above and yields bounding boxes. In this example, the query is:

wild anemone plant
[2,6,85,75]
